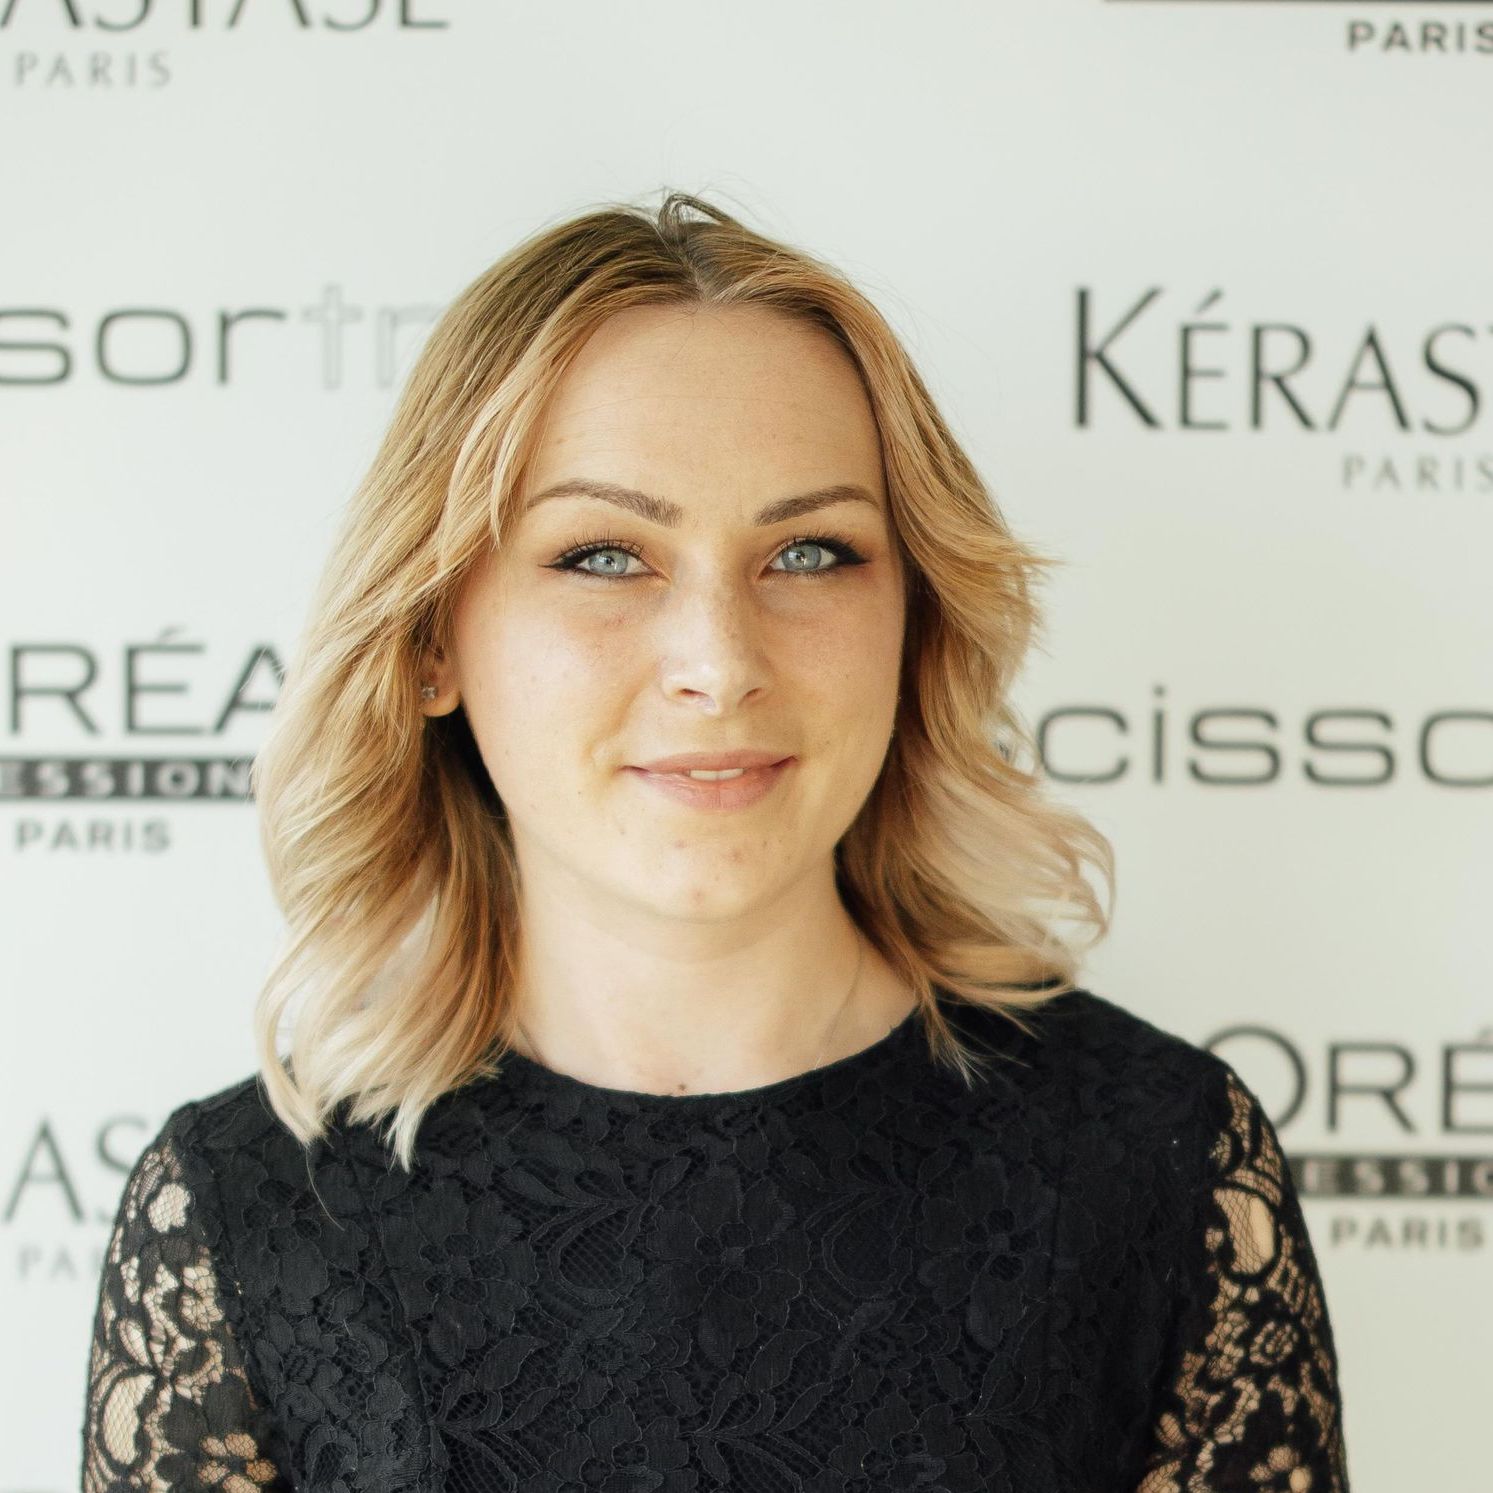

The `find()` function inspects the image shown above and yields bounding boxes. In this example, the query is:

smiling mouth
[653,766,755,781]
[631,761,786,780]
[623,758,794,808]
[631,752,793,775]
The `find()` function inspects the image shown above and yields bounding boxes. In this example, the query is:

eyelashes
[545,530,869,581]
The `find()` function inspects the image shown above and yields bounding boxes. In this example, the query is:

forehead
[524,304,886,502]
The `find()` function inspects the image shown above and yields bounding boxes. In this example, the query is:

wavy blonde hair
[250,189,1115,1171]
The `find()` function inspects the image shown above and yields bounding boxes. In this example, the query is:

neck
[508,917,914,1098]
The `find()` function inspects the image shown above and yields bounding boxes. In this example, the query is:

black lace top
[81,987,1350,1491]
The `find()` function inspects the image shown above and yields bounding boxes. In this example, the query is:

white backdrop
[5,2,1491,1489]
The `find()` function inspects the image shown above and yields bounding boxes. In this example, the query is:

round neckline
[497,1002,924,1110]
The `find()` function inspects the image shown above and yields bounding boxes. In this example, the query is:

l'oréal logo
[1,629,280,815]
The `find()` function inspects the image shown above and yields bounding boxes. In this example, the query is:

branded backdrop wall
[4,2,1490,1489]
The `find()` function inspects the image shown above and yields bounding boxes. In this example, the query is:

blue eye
[772,537,861,575]
[547,532,869,580]
[549,537,645,578]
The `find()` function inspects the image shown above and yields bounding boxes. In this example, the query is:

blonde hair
[250,189,1115,1171]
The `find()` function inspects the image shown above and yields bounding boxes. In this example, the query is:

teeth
[681,767,748,780]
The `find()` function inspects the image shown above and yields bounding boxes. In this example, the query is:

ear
[417,645,461,717]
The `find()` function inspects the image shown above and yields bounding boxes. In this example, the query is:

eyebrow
[522,477,881,528]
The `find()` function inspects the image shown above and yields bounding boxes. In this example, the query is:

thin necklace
[515,929,868,1091]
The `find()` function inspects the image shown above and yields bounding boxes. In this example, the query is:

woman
[81,191,1350,1492]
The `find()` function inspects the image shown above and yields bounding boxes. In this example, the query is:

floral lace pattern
[82,1126,292,1491]
[1133,1069,1349,1491]
[81,990,1350,1490]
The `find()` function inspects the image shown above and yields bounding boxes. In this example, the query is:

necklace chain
[515,929,867,1091]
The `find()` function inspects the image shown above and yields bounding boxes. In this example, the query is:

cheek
[786,598,903,696]
[461,610,630,762]
[498,612,608,688]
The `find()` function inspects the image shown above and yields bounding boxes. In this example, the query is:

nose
[653,576,775,714]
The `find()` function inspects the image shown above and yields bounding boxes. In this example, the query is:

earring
[420,684,437,701]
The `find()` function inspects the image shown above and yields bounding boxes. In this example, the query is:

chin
[619,861,789,917]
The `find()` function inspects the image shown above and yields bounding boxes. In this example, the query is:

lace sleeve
[82,1111,293,1492]
[1133,1065,1351,1492]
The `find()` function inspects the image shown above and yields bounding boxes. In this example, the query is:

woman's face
[436,302,907,925]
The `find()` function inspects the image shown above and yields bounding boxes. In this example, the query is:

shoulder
[949,983,1224,1076]
[147,1073,380,1289]
[165,1071,293,1147]
[946,985,1236,1152]
[154,1070,350,1203]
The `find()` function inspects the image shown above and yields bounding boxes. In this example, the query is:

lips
[633,749,792,773]
[625,756,795,810]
